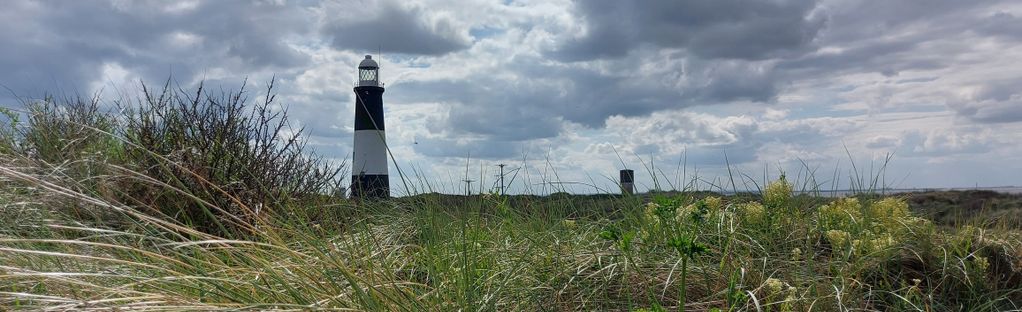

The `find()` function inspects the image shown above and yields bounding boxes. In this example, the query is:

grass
[2,159,1020,311]
[0,83,1020,311]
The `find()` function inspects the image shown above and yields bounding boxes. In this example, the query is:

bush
[20,94,120,165]
[116,79,345,235]
[2,79,346,236]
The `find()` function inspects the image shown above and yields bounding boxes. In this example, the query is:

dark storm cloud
[393,53,782,144]
[550,0,826,61]
[0,0,309,99]
[778,0,1011,78]
[392,78,565,141]
[323,1,470,55]
[975,12,1022,41]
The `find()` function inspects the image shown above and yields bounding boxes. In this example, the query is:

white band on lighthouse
[352,129,388,175]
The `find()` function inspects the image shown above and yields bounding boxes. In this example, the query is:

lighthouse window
[360,69,377,81]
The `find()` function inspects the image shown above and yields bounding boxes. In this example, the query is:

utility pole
[497,164,506,196]
[463,179,474,196]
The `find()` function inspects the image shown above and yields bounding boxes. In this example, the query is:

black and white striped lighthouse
[351,55,389,198]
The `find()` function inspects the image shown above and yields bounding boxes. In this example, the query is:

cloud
[392,51,785,146]
[866,135,902,149]
[900,128,997,156]
[0,0,310,98]
[975,12,1022,41]
[549,0,826,61]
[948,81,1022,123]
[322,1,471,55]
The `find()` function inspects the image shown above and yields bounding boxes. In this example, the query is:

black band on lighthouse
[351,174,389,198]
[354,86,385,131]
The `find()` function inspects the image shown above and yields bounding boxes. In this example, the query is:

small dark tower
[620,169,634,195]
[351,55,389,198]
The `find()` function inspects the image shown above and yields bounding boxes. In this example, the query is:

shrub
[20,94,120,165]
[2,80,345,236]
[116,80,346,235]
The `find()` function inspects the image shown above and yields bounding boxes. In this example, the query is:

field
[1,87,1021,311]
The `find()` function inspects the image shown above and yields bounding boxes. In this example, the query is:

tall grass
[0,81,1021,311]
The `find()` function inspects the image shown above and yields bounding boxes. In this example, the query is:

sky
[2,0,1021,195]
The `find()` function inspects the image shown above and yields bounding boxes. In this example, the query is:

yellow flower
[765,278,786,294]
[561,219,576,229]
[870,197,910,220]
[782,289,798,312]
[764,177,793,207]
[675,203,696,222]
[644,202,659,217]
[864,235,895,253]
[704,196,723,211]
[791,247,803,261]
[826,230,850,247]
[820,197,862,228]
[741,201,765,222]
[974,256,990,273]
[644,202,662,225]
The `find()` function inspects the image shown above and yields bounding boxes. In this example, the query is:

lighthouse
[351,55,389,198]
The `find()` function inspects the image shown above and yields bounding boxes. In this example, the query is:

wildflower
[644,202,660,219]
[764,277,786,294]
[704,196,723,211]
[741,201,765,222]
[644,202,663,226]
[764,177,793,207]
[820,197,862,228]
[791,247,803,261]
[675,203,696,223]
[870,197,910,220]
[645,200,662,219]
[781,288,798,312]
[973,256,990,273]
[826,230,850,247]
[562,219,576,229]
[861,235,895,253]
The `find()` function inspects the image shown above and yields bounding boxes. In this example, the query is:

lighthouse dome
[359,55,379,69]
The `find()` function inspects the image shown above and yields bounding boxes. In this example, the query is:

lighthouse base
[351,174,389,199]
